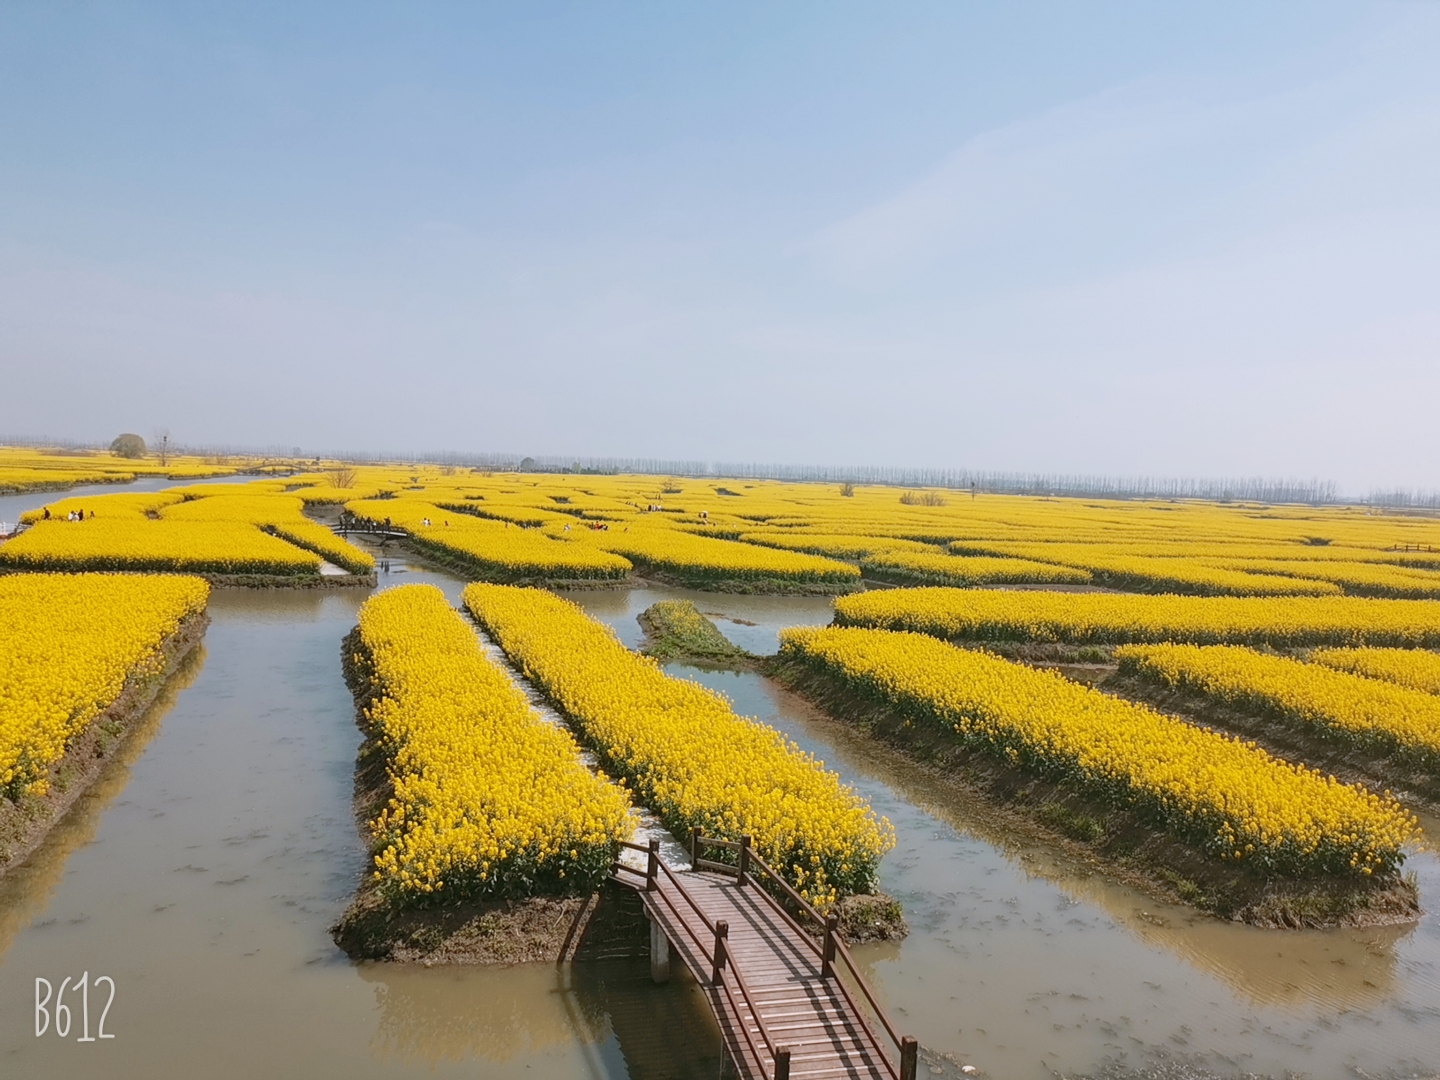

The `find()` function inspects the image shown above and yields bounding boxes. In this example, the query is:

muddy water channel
[1,527,1438,1078]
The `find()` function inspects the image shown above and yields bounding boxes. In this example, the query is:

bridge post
[691,828,701,869]
[646,838,660,892]
[899,1036,918,1080]
[712,920,729,984]
[822,913,838,979]
[649,916,671,984]
[774,1045,791,1080]
[738,835,751,888]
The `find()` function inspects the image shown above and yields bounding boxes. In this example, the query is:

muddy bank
[203,571,377,588]
[0,610,209,878]
[637,567,860,595]
[766,658,1420,929]
[333,876,651,965]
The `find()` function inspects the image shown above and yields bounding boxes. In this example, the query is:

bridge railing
[616,839,797,1080]
[691,832,918,1080]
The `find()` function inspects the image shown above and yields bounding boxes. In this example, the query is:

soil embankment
[635,567,860,595]
[201,571,376,588]
[0,610,210,878]
[766,657,1420,929]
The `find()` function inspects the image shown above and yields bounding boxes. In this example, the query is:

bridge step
[625,865,906,1080]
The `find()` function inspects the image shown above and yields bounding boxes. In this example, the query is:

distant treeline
[1366,489,1440,510]
[5,433,1431,508]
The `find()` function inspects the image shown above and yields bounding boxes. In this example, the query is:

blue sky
[2,2,1437,491]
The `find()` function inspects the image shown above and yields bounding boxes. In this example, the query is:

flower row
[463,584,893,906]
[352,585,631,901]
[779,626,1418,877]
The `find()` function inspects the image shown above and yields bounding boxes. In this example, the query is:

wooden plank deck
[621,866,899,1080]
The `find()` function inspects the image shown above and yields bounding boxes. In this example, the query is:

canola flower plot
[346,498,631,581]
[20,491,187,523]
[0,519,324,576]
[1203,558,1440,600]
[463,584,893,905]
[834,587,1440,648]
[266,522,375,575]
[0,466,120,493]
[0,446,239,494]
[1309,646,1440,695]
[12,487,377,576]
[737,532,940,561]
[948,543,1340,597]
[779,626,1418,877]
[570,525,861,589]
[861,551,1092,588]
[0,573,209,800]
[1117,643,1440,767]
[352,585,631,902]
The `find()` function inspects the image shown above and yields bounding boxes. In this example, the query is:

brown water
[1,542,1438,1078]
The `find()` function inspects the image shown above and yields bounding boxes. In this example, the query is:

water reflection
[361,962,608,1064]
[0,643,207,957]
[358,952,722,1077]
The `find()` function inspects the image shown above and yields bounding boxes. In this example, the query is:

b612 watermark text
[35,973,115,1041]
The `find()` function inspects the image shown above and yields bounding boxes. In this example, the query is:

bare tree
[327,465,359,489]
[899,490,946,506]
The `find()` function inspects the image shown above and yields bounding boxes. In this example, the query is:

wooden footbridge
[612,834,918,1080]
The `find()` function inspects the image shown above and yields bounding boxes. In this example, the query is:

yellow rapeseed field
[0,446,238,494]
[463,584,894,904]
[566,523,861,587]
[834,587,1440,648]
[1309,646,1440,694]
[12,487,375,574]
[1117,643,1440,764]
[1201,558,1440,599]
[861,551,1092,588]
[354,585,631,901]
[947,543,1341,596]
[0,573,209,799]
[346,498,631,580]
[779,626,1418,876]
[0,519,325,576]
[737,532,939,560]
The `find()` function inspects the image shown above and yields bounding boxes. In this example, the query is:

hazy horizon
[3,3,1438,492]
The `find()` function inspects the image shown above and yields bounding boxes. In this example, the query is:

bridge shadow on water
[358,884,724,1079]
[568,958,726,1080]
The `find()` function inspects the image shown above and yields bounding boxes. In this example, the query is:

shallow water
[1,553,1438,1078]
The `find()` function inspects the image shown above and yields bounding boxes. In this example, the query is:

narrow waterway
[2,503,1438,1078]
